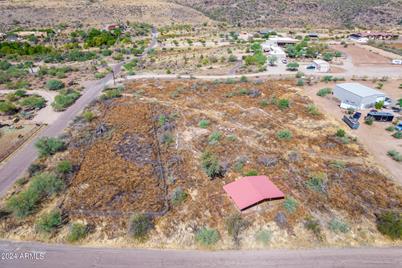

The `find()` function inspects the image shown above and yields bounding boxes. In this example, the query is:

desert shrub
[171,187,187,206]
[208,131,222,145]
[6,188,40,218]
[375,100,384,109]
[226,134,237,141]
[393,132,402,139]
[245,170,258,176]
[52,89,81,111]
[201,151,222,178]
[307,104,320,115]
[283,196,298,213]
[198,119,209,128]
[46,79,65,90]
[30,172,65,196]
[82,111,95,122]
[365,116,374,125]
[56,160,73,174]
[277,99,289,110]
[259,99,269,107]
[336,129,346,137]
[276,130,292,140]
[129,214,153,241]
[161,133,174,145]
[328,160,346,170]
[316,88,332,97]
[225,213,249,245]
[66,223,88,242]
[19,95,46,109]
[305,217,323,240]
[240,76,248,82]
[286,62,299,71]
[195,227,220,246]
[0,101,18,115]
[296,71,304,78]
[376,211,401,240]
[28,163,45,176]
[305,172,327,193]
[296,79,304,86]
[321,75,333,82]
[385,126,395,132]
[35,210,62,234]
[35,137,65,157]
[100,88,122,100]
[387,150,402,162]
[255,229,272,245]
[328,218,349,233]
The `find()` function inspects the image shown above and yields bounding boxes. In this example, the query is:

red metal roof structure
[223,176,284,210]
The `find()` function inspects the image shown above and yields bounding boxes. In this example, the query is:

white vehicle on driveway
[392,59,402,65]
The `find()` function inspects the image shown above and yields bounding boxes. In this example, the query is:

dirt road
[0,240,401,268]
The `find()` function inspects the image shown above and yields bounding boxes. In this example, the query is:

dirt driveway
[301,80,402,185]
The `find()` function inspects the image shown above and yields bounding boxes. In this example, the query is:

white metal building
[333,83,386,110]
[312,60,330,73]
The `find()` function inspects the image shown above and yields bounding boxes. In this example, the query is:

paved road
[0,240,401,268]
[0,28,158,198]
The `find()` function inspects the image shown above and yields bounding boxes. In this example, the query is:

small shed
[333,83,386,110]
[223,176,284,211]
[312,59,330,73]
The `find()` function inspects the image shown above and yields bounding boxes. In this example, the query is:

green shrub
[259,99,269,107]
[201,151,222,178]
[195,227,220,246]
[208,131,222,145]
[336,129,346,137]
[82,111,95,122]
[19,95,46,109]
[328,160,346,170]
[385,126,395,132]
[161,133,174,145]
[171,187,188,206]
[245,170,258,176]
[30,172,65,196]
[255,229,272,245]
[57,160,73,174]
[277,99,289,110]
[305,172,327,193]
[328,218,349,233]
[376,211,401,240]
[129,214,153,241]
[286,62,299,71]
[46,79,65,90]
[198,119,209,128]
[6,188,40,218]
[35,137,65,157]
[276,130,292,140]
[296,71,304,78]
[283,196,298,213]
[392,132,402,139]
[52,89,81,111]
[225,213,249,245]
[28,163,45,176]
[375,100,384,109]
[296,79,304,86]
[0,101,18,115]
[305,217,323,240]
[387,150,402,162]
[100,88,122,100]
[307,104,320,115]
[365,116,374,125]
[317,88,332,97]
[240,76,248,82]
[226,134,237,141]
[66,223,88,242]
[36,210,62,234]
[321,75,333,82]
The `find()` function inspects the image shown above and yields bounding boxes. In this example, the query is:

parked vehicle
[306,65,316,70]
[364,111,394,122]
[343,115,360,129]
[391,106,401,113]
[395,122,402,131]
[392,59,402,65]
[352,112,362,120]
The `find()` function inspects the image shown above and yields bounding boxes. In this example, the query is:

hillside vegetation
[172,0,402,28]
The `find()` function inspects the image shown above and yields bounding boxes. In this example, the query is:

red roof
[223,176,284,210]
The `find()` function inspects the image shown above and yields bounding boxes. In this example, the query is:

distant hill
[171,0,402,28]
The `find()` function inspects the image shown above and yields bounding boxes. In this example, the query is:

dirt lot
[0,124,41,163]
[1,79,401,249]
[331,44,392,66]
[302,79,402,184]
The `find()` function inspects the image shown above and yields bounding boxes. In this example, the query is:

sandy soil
[302,80,402,185]
[331,44,392,66]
